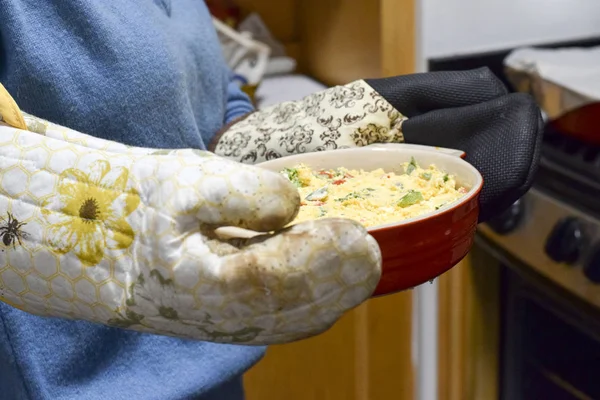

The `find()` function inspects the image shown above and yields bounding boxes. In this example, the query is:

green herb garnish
[406,157,418,175]
[282,167,302,187]
[443,174,449,182]
[335,188,375,202]
[398,190,424,208]
[421,172,432,181]
[318,207,327,217]
[336,192,363,202]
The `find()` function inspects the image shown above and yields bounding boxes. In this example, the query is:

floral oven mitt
[0,84,382,345]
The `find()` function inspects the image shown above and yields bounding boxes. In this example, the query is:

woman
[0,1,542,399]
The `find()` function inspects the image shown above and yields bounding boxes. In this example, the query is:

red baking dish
[256,144,483,296]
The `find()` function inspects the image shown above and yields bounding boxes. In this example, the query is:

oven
[477,127,600,399]
[427,38,600,399]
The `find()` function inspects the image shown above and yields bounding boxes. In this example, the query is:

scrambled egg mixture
[281,158,467,228]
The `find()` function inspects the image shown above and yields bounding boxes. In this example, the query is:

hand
[210,79,406,161]
[212,68,543,222]
[0,124,381,345]
[365,68,543,222]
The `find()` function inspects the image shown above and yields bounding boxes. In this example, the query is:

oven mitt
[0,120,381,345]
[211,67,543,223]
[365,68,544,222]
[210,79,407,161]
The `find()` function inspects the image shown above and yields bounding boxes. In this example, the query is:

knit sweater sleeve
[224,74,255,124]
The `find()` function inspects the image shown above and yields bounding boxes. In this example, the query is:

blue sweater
[0,1,262,399]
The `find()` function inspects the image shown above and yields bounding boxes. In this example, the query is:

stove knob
[487,199,524,235]
[544,217,584,264]
[584,246,600,283]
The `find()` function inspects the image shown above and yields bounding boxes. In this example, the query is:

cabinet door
[244,291,414,400]
[437,248,501,400]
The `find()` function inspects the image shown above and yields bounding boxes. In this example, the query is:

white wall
[423,0,600,59]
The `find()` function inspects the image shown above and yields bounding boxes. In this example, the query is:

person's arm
[224,73,254,124]
[207,74,257,149]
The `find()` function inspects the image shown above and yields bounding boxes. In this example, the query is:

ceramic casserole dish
[255,144,483,296]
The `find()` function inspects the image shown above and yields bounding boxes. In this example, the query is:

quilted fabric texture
[365,68,544,222]
[365,68,509,116]
[0,122,382,345]
[212,80,407,163]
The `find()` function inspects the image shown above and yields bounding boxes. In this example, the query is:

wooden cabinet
[437,246,502,400]
[244,292,414,400]
[235,0,416,85]
[233,0,418,399]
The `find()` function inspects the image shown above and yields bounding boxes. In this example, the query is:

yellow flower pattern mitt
[0,84,382,345]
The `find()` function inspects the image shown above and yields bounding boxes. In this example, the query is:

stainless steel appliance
[478,127,600,399]
[428,39,600,399]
